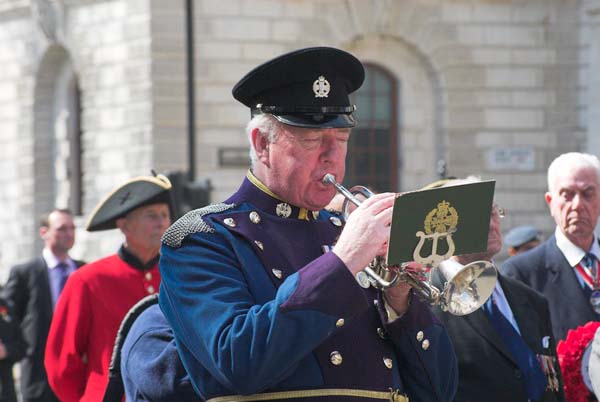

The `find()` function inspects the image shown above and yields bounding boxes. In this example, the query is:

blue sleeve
[158,229,370,395]
[121,306,199,402]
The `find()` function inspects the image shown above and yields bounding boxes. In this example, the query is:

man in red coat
[44,173,172,402]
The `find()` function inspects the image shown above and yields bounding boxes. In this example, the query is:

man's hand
[332,192,396,275]
[384,283,412,316]
[384,262,429,315]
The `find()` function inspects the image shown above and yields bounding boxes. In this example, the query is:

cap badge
[313,75,330,98]
[276,203,292,218]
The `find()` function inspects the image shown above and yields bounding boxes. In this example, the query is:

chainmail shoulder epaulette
[161,203,236,248]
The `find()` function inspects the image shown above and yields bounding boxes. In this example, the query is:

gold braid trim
[246,170,311,220]
[246,170,282,200]
[206,388,408,402]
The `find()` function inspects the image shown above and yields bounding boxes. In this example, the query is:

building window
[51,59,83,216]
[345,64,398,192]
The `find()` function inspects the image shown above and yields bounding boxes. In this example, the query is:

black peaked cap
[232,47,365,128]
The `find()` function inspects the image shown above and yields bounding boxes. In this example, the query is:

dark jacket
[1,257,84,401]
[0,296,26,402]
[502,235,600,342]
[433,274,565,402]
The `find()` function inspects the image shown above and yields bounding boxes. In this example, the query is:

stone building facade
[1,0,600,280]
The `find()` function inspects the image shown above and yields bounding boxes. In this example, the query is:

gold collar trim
[246,170,281,200]
[246,170,313,221]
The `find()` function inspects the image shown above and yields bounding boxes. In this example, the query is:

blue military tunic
[159,173,458,402]
[121,303,199,402]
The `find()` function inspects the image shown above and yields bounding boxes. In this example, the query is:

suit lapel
[463,304,519,366]
[501,276,540,352]
[36,257,54,316]
[546,238,597,319]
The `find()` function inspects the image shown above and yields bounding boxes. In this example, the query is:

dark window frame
[345,63,399,192]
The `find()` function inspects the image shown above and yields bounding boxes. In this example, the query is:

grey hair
[547,152,600,193]
[245,114,281,168]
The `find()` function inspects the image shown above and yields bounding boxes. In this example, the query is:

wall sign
[486,146,535,171]
[218,147,250,168]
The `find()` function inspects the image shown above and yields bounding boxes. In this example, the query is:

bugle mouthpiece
[322,173,336,185]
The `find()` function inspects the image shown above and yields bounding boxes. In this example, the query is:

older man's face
[262,126,350,210]
[545,167,600,250]
[120,203,171,252]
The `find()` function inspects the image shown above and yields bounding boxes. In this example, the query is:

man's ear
[544,192,552,208]
[115,217,128,235]
[251,128,270,167]
[39,226,48,240]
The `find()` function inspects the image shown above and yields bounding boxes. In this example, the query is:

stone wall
[0,0,597,278]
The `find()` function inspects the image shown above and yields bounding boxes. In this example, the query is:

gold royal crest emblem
[424,200,459,234]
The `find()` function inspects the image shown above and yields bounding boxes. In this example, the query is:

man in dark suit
[0,295,26,402]
[1,209,84,402]
[431,177,565,402]
[503,152,600,342]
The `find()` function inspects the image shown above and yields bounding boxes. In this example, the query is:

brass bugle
[322,173,497,316]
[322,173,419,291]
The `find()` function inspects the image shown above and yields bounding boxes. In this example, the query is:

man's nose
[572,193,583,209]
[321,138,343,161]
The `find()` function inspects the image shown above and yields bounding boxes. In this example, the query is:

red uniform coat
[44,253,160,402]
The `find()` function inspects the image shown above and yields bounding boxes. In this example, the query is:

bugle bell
[322,173,497,316]
[435,259,496,316]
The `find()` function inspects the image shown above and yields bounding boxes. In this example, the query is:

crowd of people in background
[1,45,600,402]
[0,175,172,402]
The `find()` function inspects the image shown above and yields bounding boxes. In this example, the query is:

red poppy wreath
[556,321,600,402]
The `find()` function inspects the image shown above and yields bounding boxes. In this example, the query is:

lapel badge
[276,203,292,218]
[313,75,330,98]
[329,216,342,227]
[254,240,264,251]
[271,268,283,279]
[223,218,236,227]
[249,211,261,224]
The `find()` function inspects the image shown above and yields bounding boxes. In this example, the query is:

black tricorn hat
[86,174,172,232]
[232,47,365,128]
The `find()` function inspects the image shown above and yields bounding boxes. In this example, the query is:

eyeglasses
[492,204,506,219]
